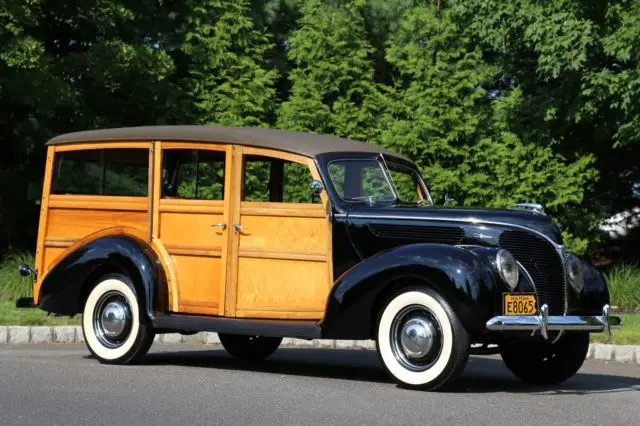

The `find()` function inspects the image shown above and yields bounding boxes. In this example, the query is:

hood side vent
[369,224,464,245]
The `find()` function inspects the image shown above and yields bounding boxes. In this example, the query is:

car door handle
[233,223,246,233]
[210,223,227,230]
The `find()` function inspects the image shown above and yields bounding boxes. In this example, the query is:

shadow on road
[136,347,640,394]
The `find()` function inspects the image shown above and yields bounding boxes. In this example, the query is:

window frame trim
[51,145,150,198]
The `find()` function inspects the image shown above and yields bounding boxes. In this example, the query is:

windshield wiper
[347,195,377,205]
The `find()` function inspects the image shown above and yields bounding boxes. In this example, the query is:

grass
[605,263,640,312]
[0,250,34,300]
[0,250,79,325]
[0,300,79,326]
[590,314,640,345]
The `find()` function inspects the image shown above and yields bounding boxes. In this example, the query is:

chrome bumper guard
[486,304,622,340]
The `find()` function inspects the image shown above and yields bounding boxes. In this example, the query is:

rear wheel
[500,332,590,385]
[376,288,470,390]
[219,334,282,360]
[82,274,154,364]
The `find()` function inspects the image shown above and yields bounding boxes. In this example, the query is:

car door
[224,146,333,320]
[153,142,232,315]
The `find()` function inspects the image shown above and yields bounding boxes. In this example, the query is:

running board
[152,314,321,340]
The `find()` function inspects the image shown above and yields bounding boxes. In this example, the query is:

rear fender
[37,235,165,320]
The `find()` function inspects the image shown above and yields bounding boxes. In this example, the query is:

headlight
[496,249,519,290]
[566,254,584,292]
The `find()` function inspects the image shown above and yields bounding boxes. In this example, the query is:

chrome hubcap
[101,301,129,338]
[400,318,436,358]
[390,305,443,371]
[93,291,132,348]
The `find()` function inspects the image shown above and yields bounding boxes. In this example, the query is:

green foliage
[0,251,34,300]
[374,2,598,252]
[1,0,638,258]
[277,0,379,140]
[0,300,80,325]
[606,263,640,312]
[182,0,278,126]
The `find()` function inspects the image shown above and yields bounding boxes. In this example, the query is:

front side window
[327,158,431,204]
[52,149,148,196]
[387,162,428,203]
[243,155,320,204]
[327,160,395,202]
[162,149,225,200]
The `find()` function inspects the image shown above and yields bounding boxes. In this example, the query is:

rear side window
[52,149,149,196]
[161,149,226,200]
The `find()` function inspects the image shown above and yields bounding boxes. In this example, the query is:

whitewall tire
[376,288,470,390]
[82,274,154,364]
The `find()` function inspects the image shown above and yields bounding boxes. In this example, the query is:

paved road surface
[1,344,639,425]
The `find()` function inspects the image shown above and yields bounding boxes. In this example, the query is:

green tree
[182,0,278,126]
[377,2,598,252]
[0,0,181,252]
[277,0,378,141]
[449,0,640,253]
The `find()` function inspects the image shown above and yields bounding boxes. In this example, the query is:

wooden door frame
[152,141,234,316]
[223,146,333,319]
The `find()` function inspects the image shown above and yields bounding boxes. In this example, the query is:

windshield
[327,158,432,205]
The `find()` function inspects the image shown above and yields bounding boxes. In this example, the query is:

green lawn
[590,313,640,345]
[0,300,80,326]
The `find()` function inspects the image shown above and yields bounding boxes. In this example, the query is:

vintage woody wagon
[20,126,620,390]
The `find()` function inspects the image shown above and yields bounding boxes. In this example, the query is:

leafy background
[1,0,639,259]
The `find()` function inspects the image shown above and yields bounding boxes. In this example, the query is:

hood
[345,203,563,244]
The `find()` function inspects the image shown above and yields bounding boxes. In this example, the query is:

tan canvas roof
[47,125,409,161]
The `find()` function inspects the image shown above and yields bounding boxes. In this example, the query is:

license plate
[503,293,537,316]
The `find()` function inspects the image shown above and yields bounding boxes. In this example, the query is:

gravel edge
[0,325,637,364]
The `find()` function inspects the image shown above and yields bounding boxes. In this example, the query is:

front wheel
[219,334,282,360]
[82,274,154,364]
[376,288,470,390]
[500,333,589,385]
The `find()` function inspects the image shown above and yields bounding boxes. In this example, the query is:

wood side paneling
[224,145,243,317]
[48,195,147,211]
[237,215,327,252]
[34,146,55,302]
[159,210,225,248]
[42,247,65,273]
[172,254,222,315]
[53,141,149,152]
[235,257,327,319]
[46,208,148,239]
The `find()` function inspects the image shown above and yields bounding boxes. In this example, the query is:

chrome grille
[499,230,566,315]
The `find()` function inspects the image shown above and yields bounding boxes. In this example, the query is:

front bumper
[486,304,621,340]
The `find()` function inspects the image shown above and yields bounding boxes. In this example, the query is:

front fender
[38,236,163,319]
[320,244,498,339]
[566,261,610,315]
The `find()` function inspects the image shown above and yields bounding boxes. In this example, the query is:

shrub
[605,263,640,312]
[0,251,34,300]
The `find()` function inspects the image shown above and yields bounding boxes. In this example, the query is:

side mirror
[310,180,324,196]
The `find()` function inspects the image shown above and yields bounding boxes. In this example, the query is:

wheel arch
[320,244,499,339]
[37,229,169,320]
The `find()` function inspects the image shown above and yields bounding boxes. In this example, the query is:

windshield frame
[384,159,434,206]
[323,154,433,206]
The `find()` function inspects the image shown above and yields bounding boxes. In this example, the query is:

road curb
[0,326,637,364]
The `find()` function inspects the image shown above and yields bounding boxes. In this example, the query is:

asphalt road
[1,344,639,425]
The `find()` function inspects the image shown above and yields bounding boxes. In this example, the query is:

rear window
[52,149,148,196]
